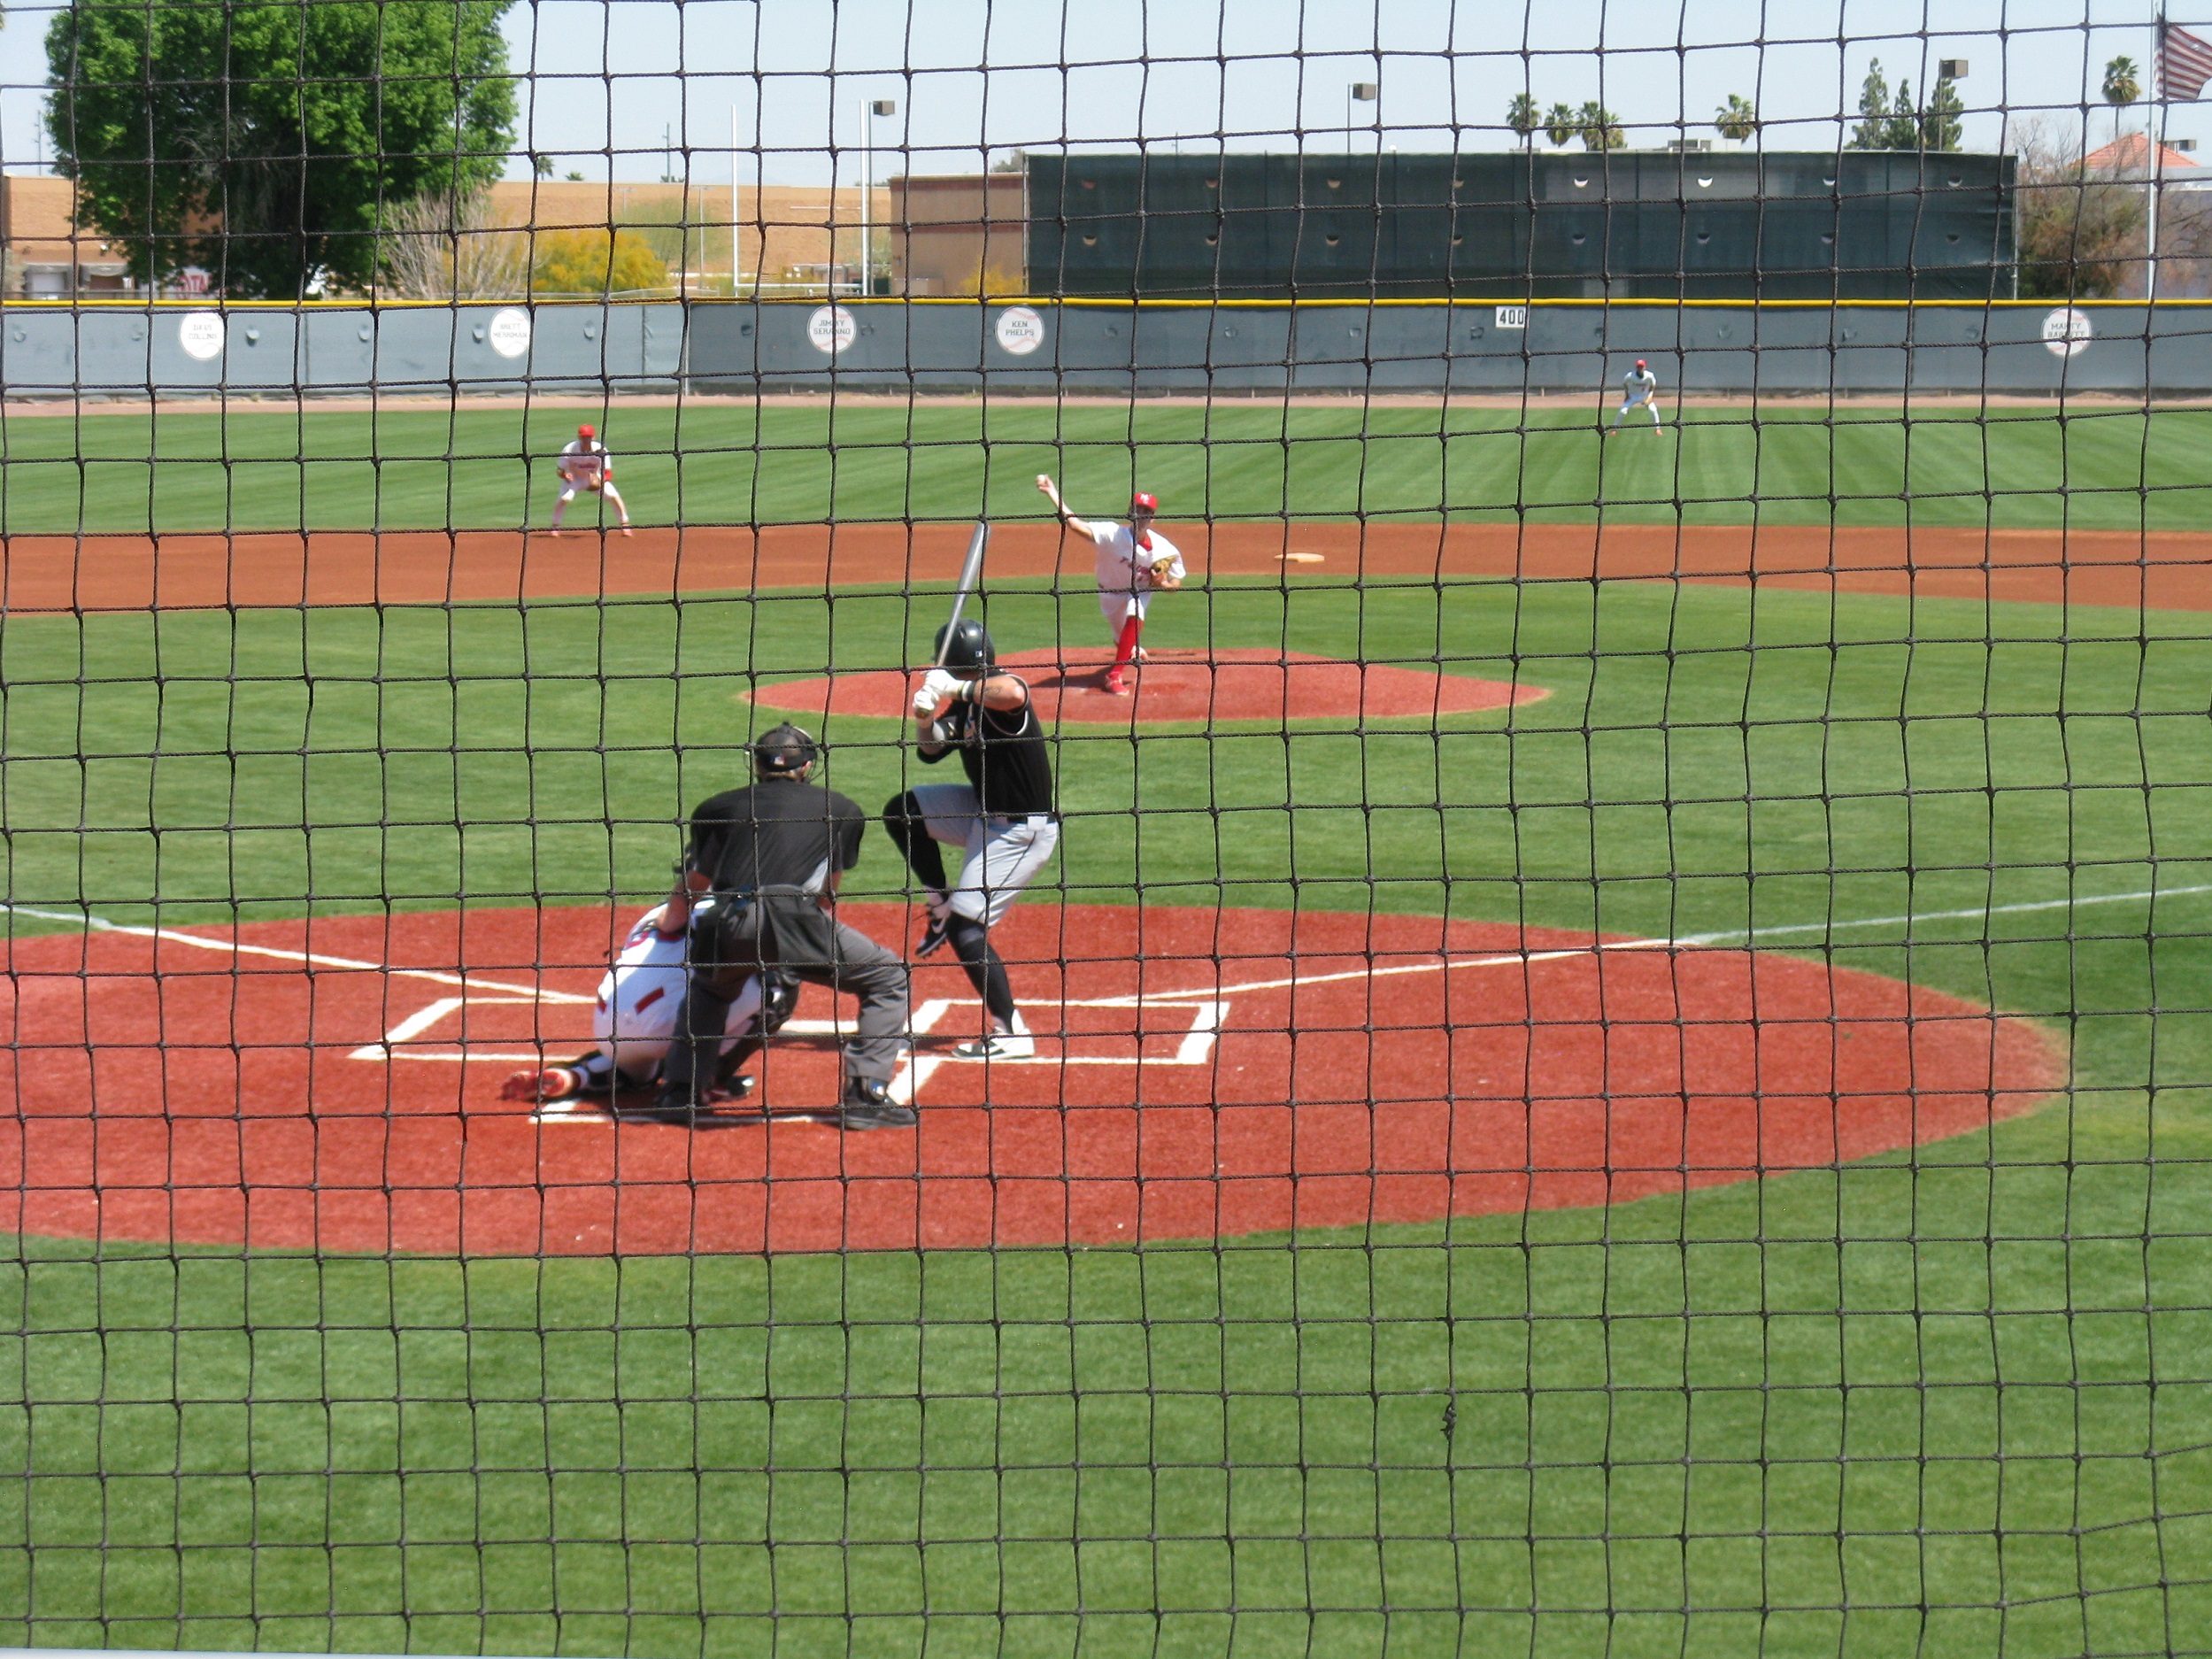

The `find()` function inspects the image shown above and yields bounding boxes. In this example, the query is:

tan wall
[484,181,890,289]
[2,175,892,296]
[889,174,1028,297]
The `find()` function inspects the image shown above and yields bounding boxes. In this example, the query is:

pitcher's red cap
[1131,491,1158,513]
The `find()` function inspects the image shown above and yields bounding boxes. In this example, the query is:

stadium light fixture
[861,98,900,297]
[1349,81,1379,152]
[1939,58,1969,79]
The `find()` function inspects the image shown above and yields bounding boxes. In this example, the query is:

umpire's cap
[751,721,820,775]
[936,618,996,670]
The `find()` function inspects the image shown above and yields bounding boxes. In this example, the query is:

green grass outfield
[6,572,2212,1655]
[5,400,2212,533]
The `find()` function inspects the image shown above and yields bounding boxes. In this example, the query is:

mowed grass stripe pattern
[3,576,2212,1652]
[4,402,2212,533]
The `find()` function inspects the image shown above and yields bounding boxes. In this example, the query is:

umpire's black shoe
[839,1076,918,1131]
[629,1092,699,1126]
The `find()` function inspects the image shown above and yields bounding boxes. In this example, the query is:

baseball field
[4,397,2211,1656]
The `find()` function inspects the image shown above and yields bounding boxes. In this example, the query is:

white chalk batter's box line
[349,993,1231,1071]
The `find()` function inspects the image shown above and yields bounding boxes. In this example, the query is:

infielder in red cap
[549,422,634,535]
[1606,359,1663,437]
[1036,474,1185,696]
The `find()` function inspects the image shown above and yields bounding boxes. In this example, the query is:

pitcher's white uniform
[1089,522,1187,637]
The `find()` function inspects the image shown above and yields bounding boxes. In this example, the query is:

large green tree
[47,0,516,297]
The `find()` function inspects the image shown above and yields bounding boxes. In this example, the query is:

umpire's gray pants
[791,919,911,1084]
[690,894,911,1086]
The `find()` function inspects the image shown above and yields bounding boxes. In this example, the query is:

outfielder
[497,897,799,1107]
[549,422,634,536]
[1037,475,1184,696]
[1606,359,1663,436]
[883,620,1060,1060]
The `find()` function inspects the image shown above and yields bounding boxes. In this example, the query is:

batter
[884,619,1060,1060]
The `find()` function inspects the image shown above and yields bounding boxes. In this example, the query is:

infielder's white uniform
[1088,522,1186,637]
[1611,367,1661,430]
[552,437,631,529]
[593,906,761,1080]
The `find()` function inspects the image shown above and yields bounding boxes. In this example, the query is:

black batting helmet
[751,721,820,775]
[935,619,995,669]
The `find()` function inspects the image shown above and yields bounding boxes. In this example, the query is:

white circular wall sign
[994,305,1046,356]
[177,312,226,361]
[806,305,857,354]
[486,307,532,359]
[2041,306,2094,358]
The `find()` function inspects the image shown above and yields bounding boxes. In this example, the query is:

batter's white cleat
[955,1031,1036,1061]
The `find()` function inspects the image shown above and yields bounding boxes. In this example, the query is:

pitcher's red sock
[1111,615,1144,675]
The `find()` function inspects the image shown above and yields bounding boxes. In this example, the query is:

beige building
[0,174,890,297]
[888,173,1028,296]
[4,175,134,296]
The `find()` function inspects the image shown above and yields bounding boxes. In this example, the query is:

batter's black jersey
[924,687,1056,817]
[686,779,867,893]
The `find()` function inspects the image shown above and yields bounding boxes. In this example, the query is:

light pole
[1348,81,1378,153]
[859,97,898,296]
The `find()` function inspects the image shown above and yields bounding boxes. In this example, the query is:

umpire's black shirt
[687,779,867,894]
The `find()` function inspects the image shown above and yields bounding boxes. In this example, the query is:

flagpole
[2153,8,2168,304]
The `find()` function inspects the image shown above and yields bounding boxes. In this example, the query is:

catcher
[497,891,800,1108]
[548,422,634,536]
[1037,475,1185,696]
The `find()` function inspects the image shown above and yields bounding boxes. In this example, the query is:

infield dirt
[0,901,2063,1255]
[5,520,2208,613]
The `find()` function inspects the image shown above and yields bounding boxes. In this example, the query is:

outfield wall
[1,298,2206,397]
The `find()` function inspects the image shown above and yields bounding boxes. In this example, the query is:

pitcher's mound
[749,648,1545,726]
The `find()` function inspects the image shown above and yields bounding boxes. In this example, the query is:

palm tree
[1544,102,1578,150]
[2104,54,2141,158]
[1578,101,1627,151]
[1507,93,1540,150]
[1715,94,1760,144]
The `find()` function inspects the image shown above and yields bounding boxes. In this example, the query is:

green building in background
[1027,150,2016,301]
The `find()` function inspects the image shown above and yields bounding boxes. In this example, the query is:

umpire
[651,722,914,1130]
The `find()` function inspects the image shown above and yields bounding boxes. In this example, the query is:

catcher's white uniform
[593,906,761,1079]
[1089,522,1186,635]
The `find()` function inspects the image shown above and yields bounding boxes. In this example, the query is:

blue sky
[0,0,2197,185]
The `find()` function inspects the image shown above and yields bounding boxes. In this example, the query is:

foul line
[1083,881,2212,1009]
[0,901,593,1005]
[12,881,2209,1026]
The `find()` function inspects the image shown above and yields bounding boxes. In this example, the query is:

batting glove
[913,684,943,718]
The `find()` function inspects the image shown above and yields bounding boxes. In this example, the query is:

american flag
[2160,20,2212,99]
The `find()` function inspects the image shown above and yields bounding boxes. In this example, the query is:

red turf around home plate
[0,901,2062,1256]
